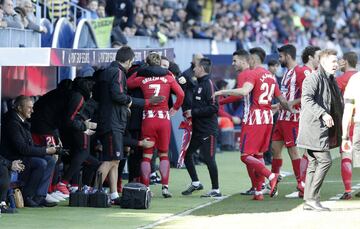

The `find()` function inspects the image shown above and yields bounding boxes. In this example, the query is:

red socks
[341,158,352,192]
[241,155,272,178]
[141,158,152,187]
[246,165,256,189]
[271,158,282,174]
[291,158,301,184]
[159,156,170,186]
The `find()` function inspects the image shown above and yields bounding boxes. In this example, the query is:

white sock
[268,173,275,181]
[162,185,168,189]
[150,172,157,177]
[0,201,6,206]
[110,192,119,200]
[192,181,200,186]
[212,189,220,193]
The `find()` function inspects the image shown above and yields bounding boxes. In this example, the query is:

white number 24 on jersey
[149,84,161,96]
[259,83,275,104]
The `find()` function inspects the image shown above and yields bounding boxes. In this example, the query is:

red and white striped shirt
[243,67,281,125]
[277,65,308,122]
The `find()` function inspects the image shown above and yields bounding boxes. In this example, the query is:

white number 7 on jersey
[259,83,275,104]
[149,84,161,96]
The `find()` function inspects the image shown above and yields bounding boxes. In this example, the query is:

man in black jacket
[181,58,221,197]
[1,95,57,207]
[0,155,24,213]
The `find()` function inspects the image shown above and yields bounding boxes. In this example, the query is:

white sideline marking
[137,195,230,229]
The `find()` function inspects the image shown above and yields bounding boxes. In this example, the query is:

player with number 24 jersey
[240,66,281,153]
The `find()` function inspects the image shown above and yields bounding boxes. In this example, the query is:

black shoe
[24,197,40,208]
[339,192,352,200]
[181,183,204,195]
[34,196,57,207]
[0,205,18,213]
[200,190,222,198]
[240,187,255,195]
[111,197,121,205]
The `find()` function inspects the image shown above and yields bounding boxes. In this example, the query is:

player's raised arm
[214,82,254,97]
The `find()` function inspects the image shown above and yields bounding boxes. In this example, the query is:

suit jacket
[1,110,47,161]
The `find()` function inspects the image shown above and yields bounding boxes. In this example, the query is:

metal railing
[0,28,41,47]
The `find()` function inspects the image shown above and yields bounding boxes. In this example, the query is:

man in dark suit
[1,95,57,207]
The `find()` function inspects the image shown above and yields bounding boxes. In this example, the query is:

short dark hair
[249,47,266,63]
[278,44,296,60]
[14,95,31,111]
[301,45,321,64]
[115,45,135,63]
[343,51,358,68]
[199,58,212,74]
[267,59,279,67]
[233,49,250,62]
[169,61,181,77]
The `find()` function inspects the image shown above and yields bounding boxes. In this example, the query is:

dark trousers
[21,156,56,198]
[127,130,142,182]
[184,135,219,189]
[63,149,90,183]
[0,165,10,201]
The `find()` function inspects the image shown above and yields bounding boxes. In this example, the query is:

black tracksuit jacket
[191,74,219,138]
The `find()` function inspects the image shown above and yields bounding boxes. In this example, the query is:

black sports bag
[120,182,151,209]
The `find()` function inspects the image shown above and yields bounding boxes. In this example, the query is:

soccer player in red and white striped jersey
[215,47,292,200]
[127,53,184,198]
[336,51,358,200]
[271,44,309,197]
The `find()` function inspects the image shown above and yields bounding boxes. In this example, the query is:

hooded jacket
[95,61,132,135]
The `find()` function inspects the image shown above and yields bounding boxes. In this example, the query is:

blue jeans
[22,156,56,198]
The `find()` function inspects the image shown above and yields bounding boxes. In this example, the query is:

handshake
[84,119,97,136]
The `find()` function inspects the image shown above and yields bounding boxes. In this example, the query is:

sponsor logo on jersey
[198,87,202,93]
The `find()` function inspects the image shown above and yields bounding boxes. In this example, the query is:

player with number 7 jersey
[127,56,184,198]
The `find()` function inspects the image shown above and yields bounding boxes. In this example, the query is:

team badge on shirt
[304,70,311,77]
[198,87,202,93]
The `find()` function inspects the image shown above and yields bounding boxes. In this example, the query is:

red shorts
[239,124,273,154]
[272,121,298,147]
[141,118,171,152]
[32,133,56,146]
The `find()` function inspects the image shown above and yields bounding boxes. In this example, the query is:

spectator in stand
[135,14,156,37]
[0,154,24,213]
[86,0,99,20]
[185,0,202,22]
[20,0,47,33]
[97,1,106,18]
[1,95,58,207]
[14,5,47,33]
[1,0,23,29]
[0,7,8,28]
[106,0,134,29]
